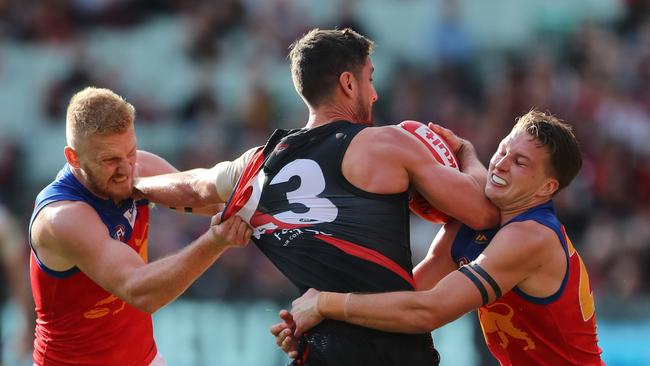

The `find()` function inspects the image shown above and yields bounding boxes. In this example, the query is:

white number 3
[270,159,338,224]
[238,159,338,237]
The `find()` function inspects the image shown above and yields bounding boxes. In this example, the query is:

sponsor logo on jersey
[474,233,489,244]
[272,227,333,246]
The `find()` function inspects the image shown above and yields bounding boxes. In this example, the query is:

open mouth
[490,174,507,186]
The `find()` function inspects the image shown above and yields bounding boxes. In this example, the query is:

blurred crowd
[1,1,649,348]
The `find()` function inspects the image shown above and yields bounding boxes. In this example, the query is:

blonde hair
[66,87,135,148]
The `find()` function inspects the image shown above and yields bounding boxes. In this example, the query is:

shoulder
[354,125,426,158]
[136,150,178,177]
[493,220,558,256]
[359,125,415,143]
[35,201,107,245]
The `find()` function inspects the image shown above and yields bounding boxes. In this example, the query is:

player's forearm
[413,256,454,291]
[451,142,500,228]
[135,169,219,207]
[456,141,488,189]
[417,173,498,230]
[122,231,230,313]
[318,291,442,334]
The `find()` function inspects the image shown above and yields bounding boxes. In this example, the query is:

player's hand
[209,213,252,248]
[291,288,324,337]
[270,309,299,359]
[427,122,464,154]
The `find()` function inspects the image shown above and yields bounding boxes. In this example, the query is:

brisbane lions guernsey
[223,121,438,365]
[29,164,157,366]
[451,201,603,366]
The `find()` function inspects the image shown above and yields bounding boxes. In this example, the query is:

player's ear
[64,146,81,168]
[538,177,559,198]
[339,71,355,98]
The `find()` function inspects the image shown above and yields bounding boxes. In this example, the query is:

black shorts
[289,320,440,366]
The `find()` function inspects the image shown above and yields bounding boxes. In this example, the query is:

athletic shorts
[289,320,440,366]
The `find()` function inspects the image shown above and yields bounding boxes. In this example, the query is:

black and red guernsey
[223,121,439,365]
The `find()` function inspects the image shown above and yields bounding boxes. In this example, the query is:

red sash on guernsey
[478,227,603,366]
[31,202,156,366]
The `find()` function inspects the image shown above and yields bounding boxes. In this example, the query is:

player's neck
[499,198,551,226]
[304,103,359,129]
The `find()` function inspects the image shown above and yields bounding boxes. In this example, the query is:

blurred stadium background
[1,0,650,365]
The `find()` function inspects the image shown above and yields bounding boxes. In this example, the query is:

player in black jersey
[136,28,499,366]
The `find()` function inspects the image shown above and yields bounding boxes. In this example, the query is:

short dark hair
[514,110,582,193]
[288,28,374,107]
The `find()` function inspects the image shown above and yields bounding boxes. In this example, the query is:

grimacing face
[76,127,137,202]
[485,130,558,212]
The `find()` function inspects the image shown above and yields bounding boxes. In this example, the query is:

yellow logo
[83,294,126,319]
[479,303,536,351]
[474,233,489,244]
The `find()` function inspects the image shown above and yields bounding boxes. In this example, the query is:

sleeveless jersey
[29,164,157,366]
[451,201,603,366]
[223,121,438,365]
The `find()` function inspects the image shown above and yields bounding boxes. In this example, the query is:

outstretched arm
[135,147,259,209]
[270,221,461,357]
[32,202,252,314]
[290,222,553,335]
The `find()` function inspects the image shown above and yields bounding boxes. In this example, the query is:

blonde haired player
[29,87,252,366]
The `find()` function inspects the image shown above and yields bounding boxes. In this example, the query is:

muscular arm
[135,147,258,208]
[292,221,557,335]
[413,221,460,291]
[135,151,222,215]
[428,123,489,197]
[271,222,462,358]
[31,202,251,314]
[368,127,498,229]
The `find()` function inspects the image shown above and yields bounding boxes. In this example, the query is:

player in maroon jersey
[29,87,251,366]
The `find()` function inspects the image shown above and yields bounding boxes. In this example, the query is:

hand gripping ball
[399,120,459,223]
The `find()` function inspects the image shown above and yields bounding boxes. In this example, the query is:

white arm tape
[214,147,259,201]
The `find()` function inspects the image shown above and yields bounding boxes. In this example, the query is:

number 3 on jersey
[236,159,338,238]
